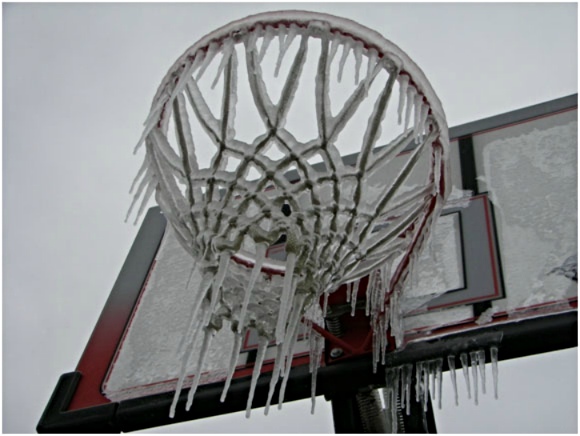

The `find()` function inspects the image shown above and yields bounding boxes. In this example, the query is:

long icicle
[491,346,499,399]
[397,75,409,125]
[245,336,269,418]
[169,313,204,418]
[460,352,471,399]
[403,363,412,415]
[185,327,216,411]
[350,280,360,316]
[436,358,443,410]
[277,298,305,409]
[477,349,487,395]
[264,344,286,415]
[238,244,267,333]
[310,333,324,414]
[448,355,459,406]
[275,252,297,344]
[470,351,479,406]
[220,333,243,402]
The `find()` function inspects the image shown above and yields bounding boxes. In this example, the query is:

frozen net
[129,11,450,416]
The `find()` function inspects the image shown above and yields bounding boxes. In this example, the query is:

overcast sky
[3,2,577,434]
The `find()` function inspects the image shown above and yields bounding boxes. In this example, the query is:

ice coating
[130,10,449,417]
[481,120,577,312]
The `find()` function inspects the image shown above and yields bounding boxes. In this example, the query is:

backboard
[38,94,577,433]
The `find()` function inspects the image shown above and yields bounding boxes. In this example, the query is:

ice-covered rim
[148,10,448,142]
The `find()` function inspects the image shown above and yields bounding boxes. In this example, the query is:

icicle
[365,48,378,91]
[169,313,204,418]
[238,244,267,332]
[422,362,430,412]
[415,361,422,403]
[337,39,353,83]
[211,39,235,89]
[278,294,306,381]
[389,289,404,348]
[372,325,379,374]
[404,86,416,131]
[258,25,276,63]
[196,42,219,80]
[353,42,363,84]
[448,355,459,406]
[322,292,330,318]
[264,345,285,415]
[275,25,297,78]
[275,252,297,343]
[350,280,360,316]
[185,327,216,411]
[491,346,499,399]
[128,157,149,196]
[460,352,471,399]
[176,269,211,355]
[418,101,429,139]
[403,363,412,415]
[384,368,393,410]
[430,360,436,398]
[168,52,204,110]
[215,253,232,284]
[469,351,479,406]
[277,306,304,409]
[134,109,162,154]
[328,34,341,66]
[310,334,324,414]
[435,358,443,409]
[365,277,372,317]
[220,333,243,402]
[397,75,410,125]
[245,336,269,418]
[275,30,286,67]
[346,281,352,303]
[131,177,156,225]
[413,93,423,143]
[433,143,443,194]
[477,349,486,394]
[381,317,388,365]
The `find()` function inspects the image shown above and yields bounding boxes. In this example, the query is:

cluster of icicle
[384,347,500,432]
[127,11,449,419]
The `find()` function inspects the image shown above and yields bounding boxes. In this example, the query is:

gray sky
[3,2,577,433]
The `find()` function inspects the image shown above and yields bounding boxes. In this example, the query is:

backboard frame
[38,94,578,433]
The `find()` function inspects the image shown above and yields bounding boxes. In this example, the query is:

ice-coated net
[128,11,450,418]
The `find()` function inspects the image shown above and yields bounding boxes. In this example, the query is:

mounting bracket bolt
[330,348,344,359]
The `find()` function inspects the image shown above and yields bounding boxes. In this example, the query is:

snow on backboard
[101,96,577,403]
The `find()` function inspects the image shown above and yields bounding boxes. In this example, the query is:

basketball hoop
[128,11,450,418]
